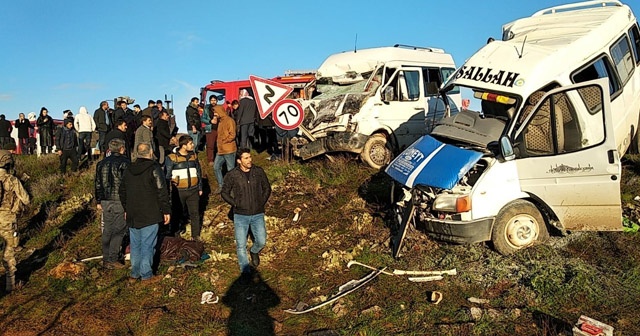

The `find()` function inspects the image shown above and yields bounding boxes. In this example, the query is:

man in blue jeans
[221,148,271,279]
[120,143,171,283]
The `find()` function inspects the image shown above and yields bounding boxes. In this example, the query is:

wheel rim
[369,142,390,166]
[504,214,539,248]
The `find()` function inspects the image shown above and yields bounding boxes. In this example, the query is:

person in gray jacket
[132,115,155,161]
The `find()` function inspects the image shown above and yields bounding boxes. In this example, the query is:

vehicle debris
[573,315,613,336]
[284,268,385,314]
[427,291,443,305]
[200,291,219,304]
[347,260,456,278]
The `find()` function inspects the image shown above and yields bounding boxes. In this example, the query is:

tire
[630,125,640,154]
[361,134,392,170]
[491,200,549,255]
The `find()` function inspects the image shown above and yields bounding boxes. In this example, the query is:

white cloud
[0,94,12,101]
[171,32,206,51]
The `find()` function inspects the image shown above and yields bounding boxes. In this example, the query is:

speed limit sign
[272,99,304,130]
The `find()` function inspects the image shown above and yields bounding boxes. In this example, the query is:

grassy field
[0,152,639,335]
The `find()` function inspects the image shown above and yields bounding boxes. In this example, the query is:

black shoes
[250,252,260,268]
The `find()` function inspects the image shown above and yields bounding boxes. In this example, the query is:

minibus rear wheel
[492,200,549,255]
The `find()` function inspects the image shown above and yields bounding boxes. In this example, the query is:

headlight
[432,194,471,213]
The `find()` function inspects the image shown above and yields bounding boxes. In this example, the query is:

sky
[2,0,639,132]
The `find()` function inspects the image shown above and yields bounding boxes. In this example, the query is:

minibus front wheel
[492,200,549,255]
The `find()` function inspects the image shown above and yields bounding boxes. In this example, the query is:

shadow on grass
[14,207,94,287]
[532,310,573,335]
[222,270,280,336]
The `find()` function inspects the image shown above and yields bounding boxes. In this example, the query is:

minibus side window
[629,24,640,65]
[519,86,605,157]
[610,35,634,84]
[440,68,460,94]
[572,56,620,100]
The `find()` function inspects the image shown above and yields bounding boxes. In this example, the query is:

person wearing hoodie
[56,119,79,174]
[74,106,97,161]
[36,107,54,154]
[0,115,13,150]
[213,107,237,193]
[119,143,171,283]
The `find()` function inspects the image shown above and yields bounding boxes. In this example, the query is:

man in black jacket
[119,143,171,283]
[15,113,34,155]
[56,119,78,174]
[185,97,201,153]
[94,101,112,153]
[221,148,271,275]
[154,110,172,159]
[0,115,13,150]
[104,120,130,158]
[95,138,130,269]
[235,90,258,149]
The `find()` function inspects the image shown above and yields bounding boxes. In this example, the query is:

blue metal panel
[385,135,483,189]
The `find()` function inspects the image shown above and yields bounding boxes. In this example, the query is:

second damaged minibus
[386,0,640,256]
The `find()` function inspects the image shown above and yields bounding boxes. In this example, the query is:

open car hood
[431,109,507,148]
[385,135,483,189]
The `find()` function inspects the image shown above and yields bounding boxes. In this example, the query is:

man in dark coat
[154,110,172,158]
[94,101,112,153]
[235,90,258,149]
[104,119,130,158]
[185,97,201,153]
[221,148,271,275]
[55,119,79,174]
[15,113,34,155]
[119,143,171,283]
[95,138,130,270]
[0,115,13,150]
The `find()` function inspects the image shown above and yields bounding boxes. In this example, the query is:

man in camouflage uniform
[0,150,30,292]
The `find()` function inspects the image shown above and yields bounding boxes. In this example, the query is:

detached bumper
[295,132,369,160]
[418,217,494,244]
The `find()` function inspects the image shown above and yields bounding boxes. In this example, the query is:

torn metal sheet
[284,268,385,314]
[385,135,483,189]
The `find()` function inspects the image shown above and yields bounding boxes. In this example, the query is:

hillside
[0,152,639,335]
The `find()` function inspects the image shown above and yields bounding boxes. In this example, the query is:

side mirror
[500,136,515,161]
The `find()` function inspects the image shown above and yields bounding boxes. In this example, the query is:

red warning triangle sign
[250,75,294,119]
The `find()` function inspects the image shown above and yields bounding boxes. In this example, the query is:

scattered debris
[360,305,383,316]
[208,250,231,262]
[200,291,219,304]
[347,260,456,279]
[634,195,640,201]
[427,291,443,305]
[284,268,386,314]
[292,207,302,222]
[76,255,102,263]
[573,315,613,336]
[168,288,178,298]
[49,261,86,280]
[468,297,490,304]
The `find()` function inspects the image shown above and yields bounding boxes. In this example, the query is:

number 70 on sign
[272,99,304,131]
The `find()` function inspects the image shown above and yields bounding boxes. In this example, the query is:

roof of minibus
[316,46,455,79]
[451,2,635,97]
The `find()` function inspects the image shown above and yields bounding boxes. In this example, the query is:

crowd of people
[1,93,284,291]
[92,95,272,284]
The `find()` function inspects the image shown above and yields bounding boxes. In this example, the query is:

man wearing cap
[0,150,30,292]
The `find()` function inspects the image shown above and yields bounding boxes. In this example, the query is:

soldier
[0,150,30,292]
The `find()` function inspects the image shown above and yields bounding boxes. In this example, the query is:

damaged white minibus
[292,45,462,169]
[386,0,640,256]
